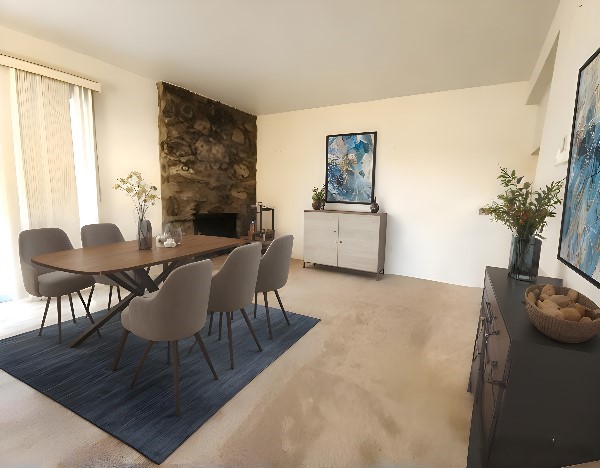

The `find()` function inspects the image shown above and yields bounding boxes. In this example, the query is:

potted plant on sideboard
[311,185,325,210]
[481,167,563,281]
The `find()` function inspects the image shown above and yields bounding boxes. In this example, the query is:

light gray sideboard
[303,210,387,279]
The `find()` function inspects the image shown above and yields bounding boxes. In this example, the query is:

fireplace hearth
[193,213,238,238]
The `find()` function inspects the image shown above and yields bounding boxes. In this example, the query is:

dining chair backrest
[255,235,294,293]
[19,228,74,277]
[18,228,74,296]
[127,260,213,342]
[81,223,125,247]
[209,242,262,313]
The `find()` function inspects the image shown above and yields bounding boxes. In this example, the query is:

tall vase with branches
[114,171,159,250]
[481,167,563,281]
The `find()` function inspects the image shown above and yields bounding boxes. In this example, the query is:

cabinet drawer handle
[486,361,507,388]
[487,378,507,389]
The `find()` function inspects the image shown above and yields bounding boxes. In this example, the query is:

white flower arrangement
[114,171,159,220]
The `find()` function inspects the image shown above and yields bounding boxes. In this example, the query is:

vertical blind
[14,69,82,243]
[0,66,99,299]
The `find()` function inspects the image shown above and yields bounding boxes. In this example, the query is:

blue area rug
[0,305,319,463]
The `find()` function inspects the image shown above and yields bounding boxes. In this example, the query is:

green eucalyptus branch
[481,167,564,239]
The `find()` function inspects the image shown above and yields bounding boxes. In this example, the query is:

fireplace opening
[193,212,238,238]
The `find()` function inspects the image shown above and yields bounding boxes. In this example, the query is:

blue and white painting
[559,48,600,285]
[326,132,376,203]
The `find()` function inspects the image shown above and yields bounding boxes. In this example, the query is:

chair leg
[39,297,51,336]
[56,296,62,344]
[194,332,218,380]
[263,292,273,340]
[108,285,113,310]
[227,311,234,370]
[86,284,95,311]
[208,311,214,336]
[218,312,223,341]
[68,293,77,324]
[275,290,290,325]
[254,292,258,318]
[77,290,101,338]
[240,308,263,351]
[112,329,130,371]
[130,340,154,388]
[117,286,122,302]
[171,340,180,416]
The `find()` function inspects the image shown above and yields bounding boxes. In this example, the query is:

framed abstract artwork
[558,46,600,287]
[325,131,377,204]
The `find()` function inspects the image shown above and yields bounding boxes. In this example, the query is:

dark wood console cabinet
[467,266,600,467]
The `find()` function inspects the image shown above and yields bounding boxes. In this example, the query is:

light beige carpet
[0,259,481,466]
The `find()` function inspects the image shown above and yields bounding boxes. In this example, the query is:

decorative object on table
[326,131,377,204]
[481,167,563,282]
[171,227,183,244]
[558,46,600,288]
[370,197,380,213]
[250,202,275,239]
[164,238,176,248]
[524,284,600,343]
[163,222,173,238]
[311,185,325,210]
[114,171,159,250]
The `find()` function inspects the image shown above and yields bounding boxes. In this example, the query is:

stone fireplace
[157,82,257,237]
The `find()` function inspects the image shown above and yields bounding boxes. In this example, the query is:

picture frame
[557,46,600,287]
[325,131,377,204]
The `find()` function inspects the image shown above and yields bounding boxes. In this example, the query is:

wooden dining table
[31,235,247,348]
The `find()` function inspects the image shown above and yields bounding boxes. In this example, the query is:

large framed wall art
[325,131,377,204]
[558,46,600,287]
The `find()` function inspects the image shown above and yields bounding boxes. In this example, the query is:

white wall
[257,83,538,287]
[530,0,600,303]
[0,25,161,243]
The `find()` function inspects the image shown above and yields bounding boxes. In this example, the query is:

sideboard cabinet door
[338,213,380,272]
[303,211,338,267]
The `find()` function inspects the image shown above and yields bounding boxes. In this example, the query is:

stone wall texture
[157,82,257,236]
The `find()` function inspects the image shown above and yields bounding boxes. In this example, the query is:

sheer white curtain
[0,66,24,298]
[70,85,99,228]
[0,67,99,299]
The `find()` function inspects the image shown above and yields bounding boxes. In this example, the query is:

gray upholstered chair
[196,243,263,370]
[254,235,294,339]
[112,260,217,416]
[81,223,126,309]
[18,227,96,344]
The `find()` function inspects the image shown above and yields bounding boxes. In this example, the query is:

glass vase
[138,218,152,250]
[508,235,542,282]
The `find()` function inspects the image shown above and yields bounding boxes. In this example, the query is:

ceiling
[0,0,560,115]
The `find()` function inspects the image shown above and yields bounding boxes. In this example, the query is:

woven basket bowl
[525,285,600,343]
